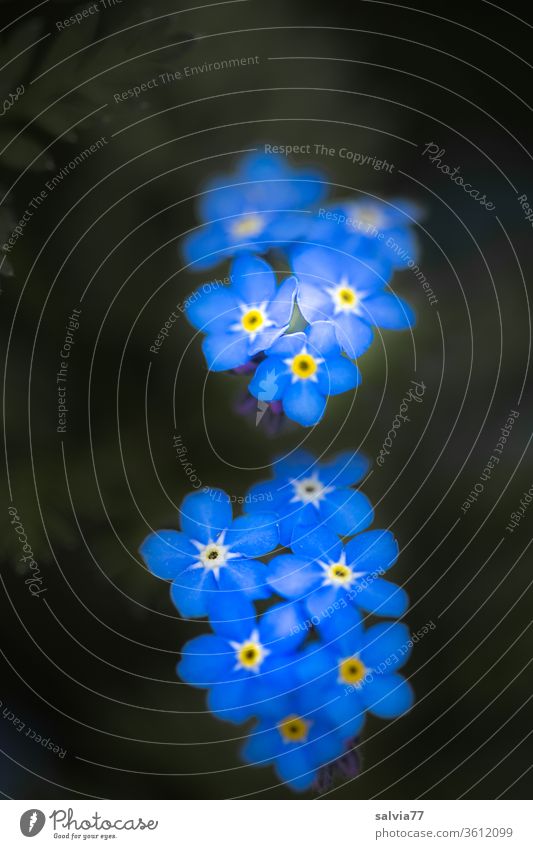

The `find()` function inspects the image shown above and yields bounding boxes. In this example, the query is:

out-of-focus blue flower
[303,198,421,269]
[292,244,416,359]
[185,255,297,371]
[245,449,372,546]
[182,152,328,270]
[267,524,408,620]
[139,488,279,618]
[248,321,361,427]
[241,687,348,792]
[293,605,414,740]
[178,594,306,724]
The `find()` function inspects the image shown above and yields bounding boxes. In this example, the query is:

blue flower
[292,244,415,359]
[182,152,327,270]
[178,594,307,724]
[306,198,421,269]
[139,488,279,618]
[245,449,372,546]
[241,688,347,792]
[267,524,408,621]
[293,604,414,740]
[185,255,297,371]
[248,321,361,427]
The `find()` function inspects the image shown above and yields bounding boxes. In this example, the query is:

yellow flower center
[338,286,357,306]
[237,642,262,669]
[291,353,318,379]
[327,562,353,585]
[339,656,366,685]
[241,308,264,333]
[278,715,310,743]
[232,214,264,237]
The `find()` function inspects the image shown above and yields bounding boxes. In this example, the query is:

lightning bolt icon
[28,811,37,833]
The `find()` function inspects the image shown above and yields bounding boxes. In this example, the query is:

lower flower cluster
[140,450,413,792]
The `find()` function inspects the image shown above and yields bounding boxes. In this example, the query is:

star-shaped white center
[229,629,270,673]
[289,473,334,508]
[318,551,366,588]
[190,531,240,581]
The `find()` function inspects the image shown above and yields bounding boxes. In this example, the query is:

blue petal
[306,725,350,768]
[180,488,232,544]
[319,489,374,537]
[333,312,374,359]
[355,577,409,617]
[185,286,239,334]
[275,748,316,791]
[208,592,257,642]
[272,449,316,479]
[230,254,276,303]
[321,692,366,742]
[292,644,337,689]
[248,325,287,357]
[296,280,334,323]
[267,554,322,599]
[267,275,297,327]
[290,524,342,562]
[220,558,271,601]
[242,721,283,765]
[207,680,255,724]
[316,603,364,652]
[361,292,415,329]
[317,355,361,396]
[304,585,342,622]
[248,357,291,402]
[292,245,344,286]
[319,451,370,486]
[202,332,250,371]
[182,223,231,270]
[305,321,340,357]
[259,600,309,653]
[267,331,307,357]
[345,529,399,573]
[361,621,412,672]
[362,673,414,718]
[139,530,196,579]
[282,380,327,427]
[225,512,279,556]
[178,635,234,686]
[170,567,216,618]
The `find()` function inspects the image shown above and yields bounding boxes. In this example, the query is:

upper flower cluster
[140,450,413,792]
[182,152,420,427]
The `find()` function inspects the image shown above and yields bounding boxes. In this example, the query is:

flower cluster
[181,152,419,427]
[140,451,413,792]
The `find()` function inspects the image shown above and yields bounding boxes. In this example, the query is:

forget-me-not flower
[182,152,327,270]
[248,321,361,427]
[245,449,372,546]
[139,488,279,618]
[267,523,408,620]
[292,245,415,359]
[178,593,306,724]
[185,255,297,371]
[293,604,414,739]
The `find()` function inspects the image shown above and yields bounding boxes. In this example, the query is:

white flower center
[289,473,334,507]
[230,629,270,673]
[319,551,365,588]
[190,532,240,580]
[326,280,361,315]
[230,301,274,342]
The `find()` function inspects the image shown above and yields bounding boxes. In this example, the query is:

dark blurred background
[0,0,532,799]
